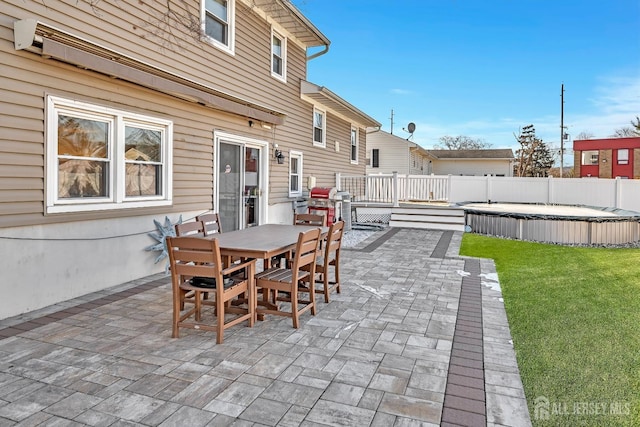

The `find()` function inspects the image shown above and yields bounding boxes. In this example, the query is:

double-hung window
[350,126,359,163]
[203,0,235,53]
[271,29,286,81]
[618,149,629,165]
[313,108,326,147]
[46,95,172,213]
[289,151,303,197]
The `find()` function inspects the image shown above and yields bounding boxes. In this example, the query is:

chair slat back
[197,213,223,236]
[166,236,223,279]
[291,228,321,271]
[294,213,325,226]
[175,221,206,237]
[325,220,345,255]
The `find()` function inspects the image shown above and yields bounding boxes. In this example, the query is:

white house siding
[432,159,513,176]
[366,131,411,174]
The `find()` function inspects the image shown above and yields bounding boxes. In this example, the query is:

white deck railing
[336,173,640,213]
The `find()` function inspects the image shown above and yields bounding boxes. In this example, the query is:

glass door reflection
[244,147,260,228]
[218,142,242,232]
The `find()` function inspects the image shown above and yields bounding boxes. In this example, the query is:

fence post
[392,171,399,207]
[615,177,621,209]
[486,175,492,203]
[548,175,553,204]
[404,174,409,202]
[335,172,341,191]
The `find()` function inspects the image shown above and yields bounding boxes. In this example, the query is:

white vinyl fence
[337,173,640,213]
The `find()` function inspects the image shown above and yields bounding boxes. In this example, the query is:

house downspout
[307,44,329,61]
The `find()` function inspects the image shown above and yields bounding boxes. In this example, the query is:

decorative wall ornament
[145,215,182,272]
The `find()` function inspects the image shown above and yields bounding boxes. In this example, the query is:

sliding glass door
[216,134,266,231]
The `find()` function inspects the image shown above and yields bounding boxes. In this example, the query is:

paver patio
[0,228,531,426]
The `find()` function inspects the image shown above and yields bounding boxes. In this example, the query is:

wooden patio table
[207,224,328,320]
[209,223,327,269]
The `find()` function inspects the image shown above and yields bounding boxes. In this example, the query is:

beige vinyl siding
[0,47,276,227]
[4,0,305,118]
[432,159,513,176]
[0,0,311,227]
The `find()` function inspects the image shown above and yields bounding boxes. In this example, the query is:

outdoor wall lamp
[273,144,285,164]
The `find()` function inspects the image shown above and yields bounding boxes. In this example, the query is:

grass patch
[460,234,640,426]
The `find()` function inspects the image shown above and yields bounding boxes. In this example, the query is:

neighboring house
[366,130,437,175]
[573,137,640,179]
[365,131,514,176]
[427,149,515,177]
[0,0,379,318]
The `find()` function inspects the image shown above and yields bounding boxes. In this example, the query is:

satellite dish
[407,122,416,133]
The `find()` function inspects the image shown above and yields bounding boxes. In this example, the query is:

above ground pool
[460,202,640,245]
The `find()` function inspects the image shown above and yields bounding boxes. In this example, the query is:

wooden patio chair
[174,220,206,237]
[273,212,326,268]
[166,236,256,344]
[294,213,325,226]
[303,220,344,303]
[198,212,242,268]
[175,220,208,308]
[196,213,223,236]
[254,228,321,328]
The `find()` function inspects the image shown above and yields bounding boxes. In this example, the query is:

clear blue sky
[292,0,640,164]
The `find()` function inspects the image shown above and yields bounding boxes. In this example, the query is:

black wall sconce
[274,144,285,164]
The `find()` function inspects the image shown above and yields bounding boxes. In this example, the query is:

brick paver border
[442,258,487,426]
[0,277,168,340]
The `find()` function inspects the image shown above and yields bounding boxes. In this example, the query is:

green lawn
[460,234,640,427]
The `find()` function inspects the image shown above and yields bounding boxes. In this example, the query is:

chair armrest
[222,258,257,276]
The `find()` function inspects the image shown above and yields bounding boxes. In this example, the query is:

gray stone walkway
[0,228,531,426]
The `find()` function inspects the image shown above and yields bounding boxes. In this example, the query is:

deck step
[389,220,466,231]
[391,214,465,224]
[389,206,466,231]
[392,207,464,217]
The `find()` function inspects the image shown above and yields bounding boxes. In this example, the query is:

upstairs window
[46,95,173,214]
[581,150,598,165]
[289,151,303,197]
[618,149,629,165]
[313,108,326,147]
[271,29,286,81]
[350,126,358,163]
[372,148,380,168]
[203,0,235,53]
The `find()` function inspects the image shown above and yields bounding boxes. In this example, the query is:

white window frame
[202,0,235,55]
[46,95,173,214]
[288,150,303,197]
[312,107,326,147]
[350,125,359,164]
[581,150,598,165]
[271,28,287,82]
[617,148,629,165]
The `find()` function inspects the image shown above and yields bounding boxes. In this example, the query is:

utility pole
[390,109,394,135]
[560,83,564,178]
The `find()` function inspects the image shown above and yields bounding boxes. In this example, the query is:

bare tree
[612,117,640,137]
[575,131,595,140]
[435,135,492,150]
[612,127,637,138]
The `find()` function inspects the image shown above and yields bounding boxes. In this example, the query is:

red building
[573,137,640,179]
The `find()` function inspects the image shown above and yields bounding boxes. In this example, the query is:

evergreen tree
[514,125,555,177]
